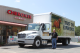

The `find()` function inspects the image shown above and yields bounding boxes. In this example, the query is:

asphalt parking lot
[0,42,80,53]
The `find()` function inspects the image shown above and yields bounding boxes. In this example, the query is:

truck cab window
[42,24,50,30]
[42,24,46,30]
[28,24,41,31]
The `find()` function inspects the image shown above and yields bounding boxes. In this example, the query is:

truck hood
[18,30,38,34]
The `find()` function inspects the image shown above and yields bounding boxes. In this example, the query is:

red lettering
[13,11,17,15]
[24,14,27,18]
[7,10,31,19]
[29,15,31,19]
[21,13,24,17]
[12,38,14,40]
[7,10,13,14]
[17,12,21,16]
[27,15,30,19]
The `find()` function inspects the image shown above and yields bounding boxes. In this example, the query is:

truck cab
[17,23,52,47]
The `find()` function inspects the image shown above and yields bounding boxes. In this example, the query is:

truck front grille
[18,41,24,43]
[18,34,26,38]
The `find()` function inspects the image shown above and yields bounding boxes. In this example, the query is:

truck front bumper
[18,39,34,45]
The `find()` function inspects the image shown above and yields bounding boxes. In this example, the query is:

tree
[75,26,80,36]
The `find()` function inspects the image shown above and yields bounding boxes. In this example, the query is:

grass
[78,42,80,43]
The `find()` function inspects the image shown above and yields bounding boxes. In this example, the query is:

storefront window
[17,27,21,32]
[0,25,26,44]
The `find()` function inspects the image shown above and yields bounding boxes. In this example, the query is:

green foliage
[75,26,80,36]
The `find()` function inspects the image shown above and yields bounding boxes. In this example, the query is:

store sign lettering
[7,10,31,19]
[15,17,25,20]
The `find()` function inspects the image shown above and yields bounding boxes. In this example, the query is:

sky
[0,0,80,26]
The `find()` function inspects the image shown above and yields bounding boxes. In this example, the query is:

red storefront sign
[7,10,31,19]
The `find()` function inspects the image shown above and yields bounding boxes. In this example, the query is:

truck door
[41,23,51,39]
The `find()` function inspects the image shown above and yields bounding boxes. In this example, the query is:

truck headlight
[27,36,34,38]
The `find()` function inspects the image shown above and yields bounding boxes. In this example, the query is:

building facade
[0,5,33,44]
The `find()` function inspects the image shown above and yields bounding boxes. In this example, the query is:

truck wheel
[66,39,68,45]
[62,39,68,45]
[18,43,25,47]
[33,38,41,48]
[68,39,70,44]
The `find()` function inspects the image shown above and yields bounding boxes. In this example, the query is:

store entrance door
[3,26,8,44]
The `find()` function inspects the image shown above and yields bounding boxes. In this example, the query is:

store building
[0,5,33,44]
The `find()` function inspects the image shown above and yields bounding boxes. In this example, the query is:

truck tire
[62,39,68,45]
[18,43,25,47]
[33,38,41,48]
[68,39,70,44]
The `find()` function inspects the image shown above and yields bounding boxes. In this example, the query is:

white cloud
[15,0,20,2]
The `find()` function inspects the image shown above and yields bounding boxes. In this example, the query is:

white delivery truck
[17,12,75,47]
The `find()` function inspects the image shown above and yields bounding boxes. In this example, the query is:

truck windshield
[27,24,41,31]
